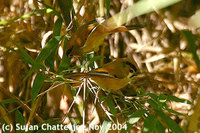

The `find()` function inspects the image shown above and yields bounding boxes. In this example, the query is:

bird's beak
[129,71,139,79]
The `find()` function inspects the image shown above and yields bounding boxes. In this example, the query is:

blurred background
[0,0,200,132]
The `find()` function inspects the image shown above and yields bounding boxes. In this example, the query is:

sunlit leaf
[35,1,60,16]
[158,94,167,103]
[0,13,36,25]
[106,0,182,28]
[188,11,200,29]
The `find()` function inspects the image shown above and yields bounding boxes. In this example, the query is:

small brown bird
[65,19,143,56]
[65,58,139,91]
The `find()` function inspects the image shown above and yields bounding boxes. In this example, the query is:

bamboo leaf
[0,13,36,25]
[57,0,73,26]
[36,36,63,64]
[11,40,35,65]
[31,72,45,103]
[45,17,63,70]
[155,120,165,133]
[157,110,184,133]
[167,95,192,104]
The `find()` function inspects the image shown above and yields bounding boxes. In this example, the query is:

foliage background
[0,0,200,132]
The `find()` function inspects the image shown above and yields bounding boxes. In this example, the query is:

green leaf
[0,98,19,105]
[53,17,63,37]
[0,13,36,25]
[158,94,167,103]
[0,98,19,111]
[147,99,158,110]
[23,67,36,83]
[155,120,165,133]
[105,97,117,116]
[105,0,111,17]
[1,41,39,82]
[71,86,77,96]
[147,93,158,101]
[33,8,60,16]
[57,0,73,26]
[166,108,184,116]
[167,95,192,104]
[121,109,147,133]
[1,119,9,133]
[2,40,47,81]
[58,38,71,72]
[11,40,35,65]
[60,65,83,74]
[0,43,22,57]
[31,72,45,103]
[16,110,25,133]
[36,36,63,64]
[142,115,157,133]
[88,56,105,67]
[157,110,184,133]
[0,104,7,111]
[35,1,61,16]
[100,118,112,133]
[183,30,200,72]
[164,105,185,116]
[45,17,63,70]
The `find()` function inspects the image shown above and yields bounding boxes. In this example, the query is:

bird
[64,58,139,91]
[65,19,143,56]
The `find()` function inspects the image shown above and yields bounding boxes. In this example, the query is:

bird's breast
[90,76,129,91]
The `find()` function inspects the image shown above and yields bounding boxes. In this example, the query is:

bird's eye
[125,61,137,72]
[129,69,134,73]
